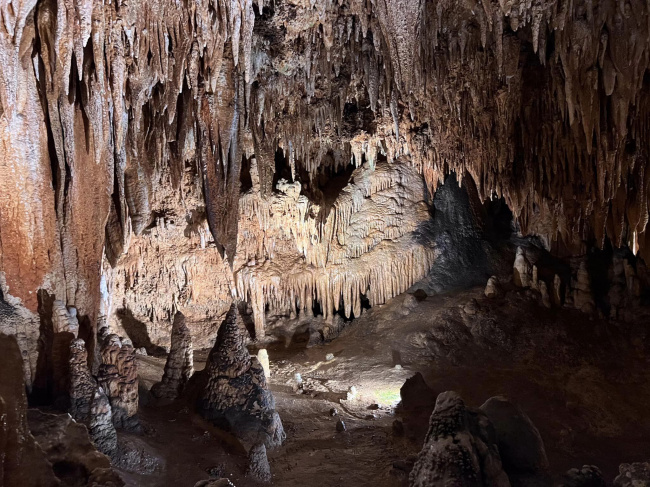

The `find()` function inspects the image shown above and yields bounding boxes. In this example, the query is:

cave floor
[129,286,650,486]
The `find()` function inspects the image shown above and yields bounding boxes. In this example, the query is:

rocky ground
[127,283,650,486]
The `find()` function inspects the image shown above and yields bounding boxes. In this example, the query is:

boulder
[479,396,548,474]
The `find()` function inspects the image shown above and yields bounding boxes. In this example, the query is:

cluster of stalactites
[248,0,650,261]
[234,159,435,333]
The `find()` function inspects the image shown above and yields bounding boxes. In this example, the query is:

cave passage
[1,0,650,486]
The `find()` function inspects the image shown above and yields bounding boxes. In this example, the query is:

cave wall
[2,0,650,362]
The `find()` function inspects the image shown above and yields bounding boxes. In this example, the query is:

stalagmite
[97,331,139,430]
[485,276,501,298]
[409,391,510,487]
[151,312,194,401]
[257,349,271,379]
[198,304,285,448]
[69,339,97,423]
[513,248,532,288]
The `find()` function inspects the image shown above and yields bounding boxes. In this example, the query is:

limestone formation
[614,461,650,487]
[553,275,564,307]
[484,276,501,298]
[246,443,272,483]
[539,281,552,309]
[409,391,510,487]
[69,338,119,457]
[560,466,607,487]
[479,396,549,474]
[513,247,532,288]
[198,304,285,448]
[257,349,271,379]
[88,388,119,458]
[98,332,139,430]
[27,410,124,486]
[0,334,59,487]
[69,338,97,422]
[151,312,194,400]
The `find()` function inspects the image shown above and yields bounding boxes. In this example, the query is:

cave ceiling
[1,0,650,328]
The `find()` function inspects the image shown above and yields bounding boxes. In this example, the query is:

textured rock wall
[2,0,650,356]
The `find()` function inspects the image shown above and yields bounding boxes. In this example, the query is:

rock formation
[69,338,97,423]
[0,334,59,487]
[560,466,607,487]
[69,337,119,457]
[480,396,549,475]
[151,311,194,400]
[27,409,124,486]
[246,442,272,483]
[614,462,650,487]
[97,330,139,430]
[409,391,510,487]
[513,247,532,288]
[2,0,650,483]
[484,276,501,298]
[198,304,285,448]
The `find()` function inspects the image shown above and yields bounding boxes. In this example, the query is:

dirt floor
[125,285,650,486]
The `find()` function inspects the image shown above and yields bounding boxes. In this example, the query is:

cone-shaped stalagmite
[152,312,194,400]
[198,304,285,448]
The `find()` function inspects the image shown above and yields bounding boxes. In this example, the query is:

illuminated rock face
[1,0,650,387]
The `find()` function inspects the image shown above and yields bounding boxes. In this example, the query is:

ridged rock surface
[151,311,194,400]
[198,304,285,448]
[3,0,650,355]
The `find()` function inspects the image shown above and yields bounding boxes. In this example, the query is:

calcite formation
[3,0,650,355]
[151,311,194,400]
[98,329,139,430]
[198,304,285,448]
[69,338,118,457]
[409,391,511,487]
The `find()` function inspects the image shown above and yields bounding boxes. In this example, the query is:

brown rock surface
[98,332,139,430]
[198,304,285,448]
[151,311,194,400]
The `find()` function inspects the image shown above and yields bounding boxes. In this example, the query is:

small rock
[403,294,418,310]
[135,347,148,356]
[329,408,338,417]
[336,419,346,432]
[394,364,402,370]
[346,386,357,400]
[368,403,380,410]
[325,353,334,361]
